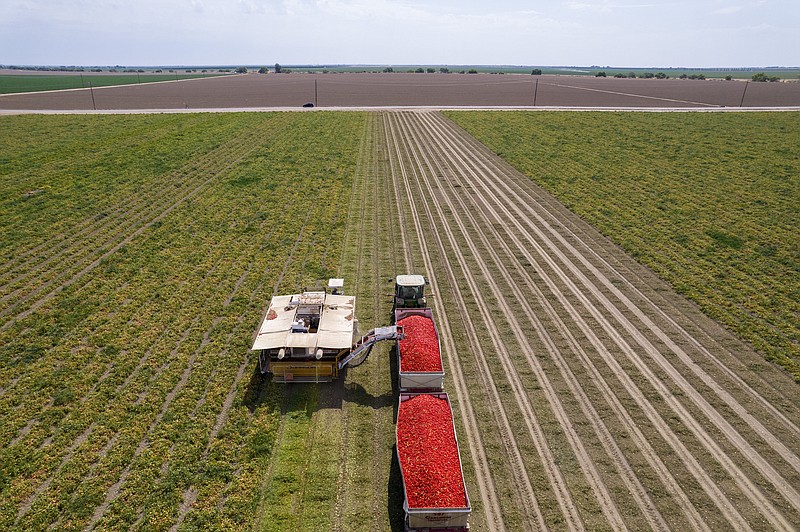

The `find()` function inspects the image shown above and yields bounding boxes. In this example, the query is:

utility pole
[739,80,749,107]
[533,78,539,107]
[314,79,318,107]
[89,82,96,110]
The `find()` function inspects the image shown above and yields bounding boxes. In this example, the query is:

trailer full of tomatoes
[395,308,446,392]
[397,394,468,508]
[397,314,443,372]
[394,307,470,531]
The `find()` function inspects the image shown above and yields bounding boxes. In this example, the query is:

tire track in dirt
[406,110,671,530]
[406,110,799,529]
[428,114,800,527]
[385,111,527,530]
[450,120,800,443]
[385,112,515,530]
[416,112,719,530]
[394,111,593,529]
[418,113,759,528]
[368,113,394,528]
[331,115,372,531]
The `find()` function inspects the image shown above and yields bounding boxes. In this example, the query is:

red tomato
[397,394,467,508]
[398,315,443,372]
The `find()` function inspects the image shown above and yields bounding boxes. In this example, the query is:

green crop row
[0,74,227,94]
[446,110,800,381]
[0,111,365,530]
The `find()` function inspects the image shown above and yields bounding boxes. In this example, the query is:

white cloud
[712,5,744,14]
[565,0,659,11]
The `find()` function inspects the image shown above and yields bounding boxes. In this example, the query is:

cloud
[565,0,658,11]
[710,0,766,15]
[712,5,743,14]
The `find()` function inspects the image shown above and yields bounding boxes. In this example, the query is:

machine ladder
[339,325,404,369]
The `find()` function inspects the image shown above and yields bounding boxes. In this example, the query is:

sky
[1,0,798,67]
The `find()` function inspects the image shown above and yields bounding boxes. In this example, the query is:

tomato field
[1,109,798,531]
[0,112,365,530]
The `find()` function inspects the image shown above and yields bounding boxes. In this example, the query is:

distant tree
[383,67,394,73]
[531,68,542,75]
[440,67,450,73]
[258,67,268,74]
[235,66,248,74]
[642,72,655,79]
[595,71,606,77]
[627,71,637,78]
[688,73,705,80]
[655,72,668,79]
[415,67,425,73]
[724,75,732,80]
[274,63,282,73]
[426,67,436,73]
[679,73,688,79]
[155,69,162,73]
[468,68,478,74]
[751,72,779,82]
[614,73,626,78]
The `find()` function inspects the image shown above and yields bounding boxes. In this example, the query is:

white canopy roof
[396,274,425,287]
[251,292,355,351]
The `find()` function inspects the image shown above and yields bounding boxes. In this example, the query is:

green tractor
[394,274,428,310]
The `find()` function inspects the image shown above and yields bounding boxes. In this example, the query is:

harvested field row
[380,110,800,529]
[1,73,799,110]
[446,110,800,381]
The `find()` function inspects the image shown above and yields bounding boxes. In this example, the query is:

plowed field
[1,73,799,110]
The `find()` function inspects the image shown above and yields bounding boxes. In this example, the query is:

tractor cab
[394,274,427,309]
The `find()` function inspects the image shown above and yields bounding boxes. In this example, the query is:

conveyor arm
[339,325,404,369]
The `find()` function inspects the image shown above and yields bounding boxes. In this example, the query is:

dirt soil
[1,73,798,110]
[376,110,800,530]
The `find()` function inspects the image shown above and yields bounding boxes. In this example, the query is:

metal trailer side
[395,308,445,392]
[396,392,471,531]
